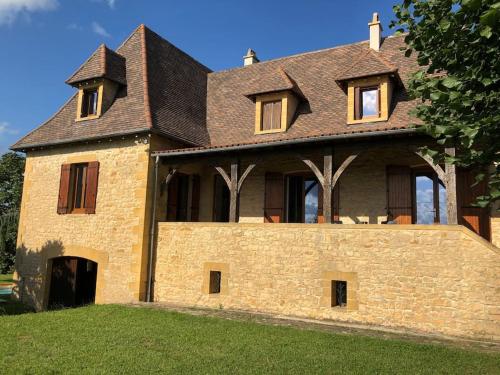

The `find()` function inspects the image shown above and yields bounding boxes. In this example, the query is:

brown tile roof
[205,36,419,148]
[66,44,127,86]
[12,31,420,152]
[12,25,211,150]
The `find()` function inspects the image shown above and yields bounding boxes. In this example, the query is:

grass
[0,305,498,374]
[0,273,13,283]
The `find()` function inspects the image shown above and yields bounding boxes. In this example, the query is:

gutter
[152,128,418,158]
[146,155,160,302]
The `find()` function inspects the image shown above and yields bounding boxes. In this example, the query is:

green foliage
[390,0,500,207]
[0,152,25,273]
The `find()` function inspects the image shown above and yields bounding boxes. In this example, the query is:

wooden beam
[332,153,359,188]
[164,168,178,186]
[322,149,333,223]
[297,154,325,186]
[238,163,257,193]
[229,161,239,222]
[413,150,446,183]
[214,166,231,188]
[444,147,458,224]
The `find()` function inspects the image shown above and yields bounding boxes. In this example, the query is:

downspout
[146,155,160,302]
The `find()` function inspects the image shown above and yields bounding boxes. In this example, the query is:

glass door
[414,172,447,224]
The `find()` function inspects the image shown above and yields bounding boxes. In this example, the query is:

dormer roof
[66,44,127,86]
[244,68,304,99]
[335,46,400,88]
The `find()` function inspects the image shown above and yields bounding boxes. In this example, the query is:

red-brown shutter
[354,87,361,120]
[317,184,324,223]
[84,161,99,214]
[386,166,412,224]
[57,164,72,214]
[190,175,200,222]
[457,169,491,240]
[264,172,284,223]
[166,175,179,221]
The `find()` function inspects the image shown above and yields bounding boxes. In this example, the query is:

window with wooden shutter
[386,166,412,224]
[166,174,179,221]
[58,161,99,215]
[264,172,284,223]
[84,161,99,214]
[57,164,72,214]
[261,100,282,131]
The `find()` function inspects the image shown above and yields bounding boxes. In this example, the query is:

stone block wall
[14,137,152,309]
[155,223,500,340]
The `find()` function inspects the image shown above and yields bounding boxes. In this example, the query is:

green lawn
[0,273,13,283]
[0,305,498,374]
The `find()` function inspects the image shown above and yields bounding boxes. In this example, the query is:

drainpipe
[146,155,159,302]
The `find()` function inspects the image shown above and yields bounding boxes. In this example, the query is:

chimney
[368,12,383,51]
[243,48,259,66]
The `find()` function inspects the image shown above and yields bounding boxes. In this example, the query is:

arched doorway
[48,257,98,309]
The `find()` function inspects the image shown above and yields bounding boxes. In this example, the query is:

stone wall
[14,137,153,309]
[155,223,500,340]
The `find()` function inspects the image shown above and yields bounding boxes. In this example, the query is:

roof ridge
[101,44,107,76]
[140,25,153,129]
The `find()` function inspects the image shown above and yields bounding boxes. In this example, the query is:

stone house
[11,14,500,340]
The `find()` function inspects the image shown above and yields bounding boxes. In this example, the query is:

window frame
[69,163,89,214]
[76,82,104,121]
[254,91,298,134]
[347,75,391,125]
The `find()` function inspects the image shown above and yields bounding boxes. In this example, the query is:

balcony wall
[155,222,500,340]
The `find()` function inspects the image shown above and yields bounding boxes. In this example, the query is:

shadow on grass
[0,296,35,316]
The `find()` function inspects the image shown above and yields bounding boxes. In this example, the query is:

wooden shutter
[57,164,72,214]
[386,166,412,224]
[262,102,272,131]
[354,87,361,120]
[166,175,179,221]
[272,100,282,130]
[457,169,491,240]
[84,161,99,214]
[317,184,324,223]
[190,175,200,222]
[264,172,284,223]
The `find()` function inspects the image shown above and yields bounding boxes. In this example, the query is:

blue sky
[0,0,400,153]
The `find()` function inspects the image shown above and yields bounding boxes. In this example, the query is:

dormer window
[346,76,391,125]
[262,100,282,131]
[254,92,298,134]
[355,85,380,120]
[81,88,99,118]
[76,82,104,121]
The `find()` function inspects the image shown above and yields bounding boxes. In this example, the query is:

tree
[0,152,25,273]
[390,0,500,207]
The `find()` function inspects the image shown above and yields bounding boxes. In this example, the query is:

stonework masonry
[14,137,153,309]
[154,223,500,340]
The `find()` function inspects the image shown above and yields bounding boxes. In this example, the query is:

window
[355,86,380,120]
[57,162,99,215]
[209,271,221,294]
[213,174,230,222]
[261,100,282,131]
[347,76,391,124]
[70,163,89,213]
[255,92,298,134]
[76,83,103,121]
[286,175,320,224]
[81,89,99,118]
[166,174,201,222]
[331,280,347,308]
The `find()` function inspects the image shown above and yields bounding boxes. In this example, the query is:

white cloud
[0,0,58,25]
[91,0,116,9]
[91,21,110,38]
[67,22,82,31]
[0,122,19,136]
